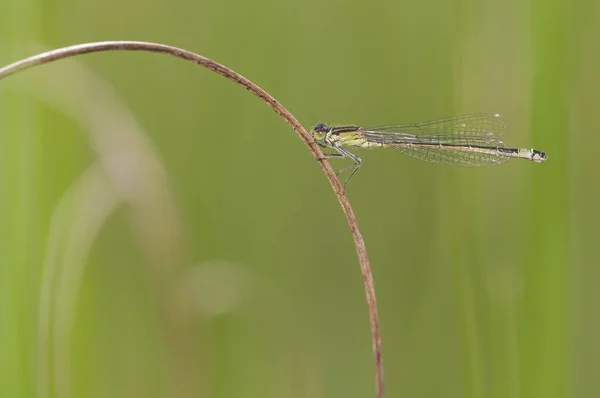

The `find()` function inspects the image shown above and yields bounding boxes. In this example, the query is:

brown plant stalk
[0,41,384,398]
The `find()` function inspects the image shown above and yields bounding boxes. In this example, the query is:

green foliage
[1,0,596,397]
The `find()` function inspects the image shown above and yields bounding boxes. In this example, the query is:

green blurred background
[1,0,597,397]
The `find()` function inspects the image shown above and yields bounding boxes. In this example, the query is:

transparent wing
[394,146,511,167]
[364,114,511,167]
[364,113,509,147]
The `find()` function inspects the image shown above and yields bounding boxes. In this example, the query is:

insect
[311,113,547,188]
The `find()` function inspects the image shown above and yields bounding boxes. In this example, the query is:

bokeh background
[1,0,598,397]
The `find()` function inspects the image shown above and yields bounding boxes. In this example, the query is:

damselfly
[311,113,547,188]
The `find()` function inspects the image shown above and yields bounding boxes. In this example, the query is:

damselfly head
[311,123,329,141]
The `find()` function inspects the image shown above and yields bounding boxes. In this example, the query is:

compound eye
[312,123,328,140]
[314,123,326,132]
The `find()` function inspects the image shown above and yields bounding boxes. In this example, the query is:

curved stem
[0,41,384,398]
